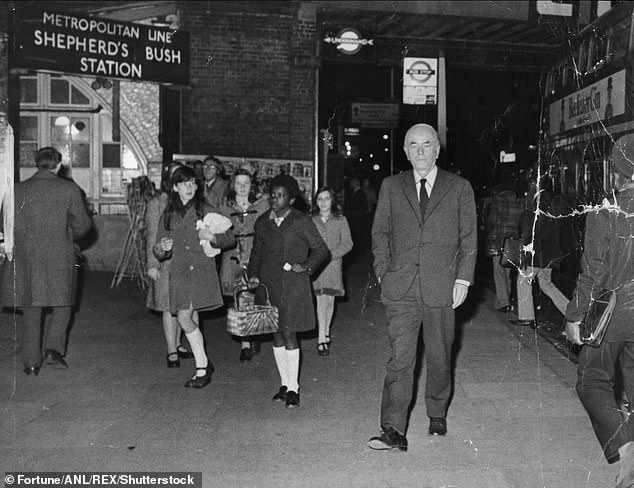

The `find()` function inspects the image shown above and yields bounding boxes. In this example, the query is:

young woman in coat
[145,170,193,368]
[247,175,329,408]
[311,186,353,356]
[219,168,270,362]
[154,165,235,388]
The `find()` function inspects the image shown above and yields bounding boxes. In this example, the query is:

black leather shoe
[177,345,194,359]
[23,366,40,376]
[166,352,180,368]
[428,417,447,436]
[184,363,214,388]
[285,390,300,408]
[239,347,254,362]
[44,349,68,369]
[511,319,536,329]
[318,343,330,356]
[272,386,287,401]
[497,305,512,313]
[368,425,408,451]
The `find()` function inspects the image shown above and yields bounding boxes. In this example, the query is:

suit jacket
[203,178,229,208]
[372,168,477,307]
[0,170,92,307]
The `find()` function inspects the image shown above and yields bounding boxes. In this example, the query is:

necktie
[419,178,428,219]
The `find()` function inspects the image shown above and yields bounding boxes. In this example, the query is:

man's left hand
[452,282,468,309]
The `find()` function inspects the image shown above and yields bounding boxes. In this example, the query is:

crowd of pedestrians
[3,130,634,486]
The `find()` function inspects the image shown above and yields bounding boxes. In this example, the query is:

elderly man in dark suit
[0,147,92,376]
[368,124,477,451]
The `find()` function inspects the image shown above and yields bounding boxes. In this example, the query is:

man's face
[203,161,218,181]
[403,126,440,177]
[270,185,293,214]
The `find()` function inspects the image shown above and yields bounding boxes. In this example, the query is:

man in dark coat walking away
[0,147,92,375]
[564,135,634,488]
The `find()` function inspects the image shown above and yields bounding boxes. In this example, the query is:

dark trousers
[22,306,71,367]
[380,278,455,434]
[577,341,634,463]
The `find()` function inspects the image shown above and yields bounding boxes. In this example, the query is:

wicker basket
[226,283,279,337]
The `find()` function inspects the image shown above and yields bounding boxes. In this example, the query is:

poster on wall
[173,154,314,206]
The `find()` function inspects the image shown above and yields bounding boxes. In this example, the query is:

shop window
[19,115,38,166]
[50,77,90,106]
[103,143,121,168]
[20,77,38,104]
[50,116,90,167]
[608,17,631,68]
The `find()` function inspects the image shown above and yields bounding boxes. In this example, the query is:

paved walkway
[0,259,618,487]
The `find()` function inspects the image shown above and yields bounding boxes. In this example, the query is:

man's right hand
[564,321,583,345]
[148,268,159,280]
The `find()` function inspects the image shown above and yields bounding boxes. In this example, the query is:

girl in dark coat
[248,175,329,408]
[154,165,235,388]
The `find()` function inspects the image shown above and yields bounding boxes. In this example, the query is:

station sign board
[402,57,437,105]
[13,9,190,85]
[321,24,376,63]
[351,103,399,129]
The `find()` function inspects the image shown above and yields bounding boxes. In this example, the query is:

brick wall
[179,1,317,161]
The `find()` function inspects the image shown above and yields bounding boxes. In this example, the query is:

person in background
[368,123,477,450]
[248,174,329,408]
[0,147,92,375]
[564,134,634,488]
[484,180,523,312]
[362,177,377,213]
[345,175,369,259]
[219,168,270,362]
[145,164,194,368]
[202,156,229,208]
[513,187,569,328]
[154,165,235,388]
[311,186,353,356]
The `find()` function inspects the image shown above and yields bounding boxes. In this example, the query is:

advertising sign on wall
[14,9,190,85]
[549,69,626,136]
[402,57,437,105]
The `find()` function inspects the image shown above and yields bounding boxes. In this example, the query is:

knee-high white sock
[286,348,300,392]
[185,328,208,369]
[273,346,287,387]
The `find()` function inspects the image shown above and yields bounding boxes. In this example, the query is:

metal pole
[437,51,447,151]
[313,18,321,193]
[390,66,394,175]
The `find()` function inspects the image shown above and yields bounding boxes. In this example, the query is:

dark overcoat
[248,209,329,333]
[1,170,92,307]
[155,204,235,313]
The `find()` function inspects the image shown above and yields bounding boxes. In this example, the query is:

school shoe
[177,345,194,359]
[23,366,40,376]
[239,347,254,362]
[428,417,447,436]
[368,425,408,451]
[166,352,180,368]
[285,390,300,408]
[272,386,287,401]
[44,349,68,369]
[184,363,214,388]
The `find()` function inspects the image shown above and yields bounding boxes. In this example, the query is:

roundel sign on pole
[323,28,374,55]
[403,57,438,105]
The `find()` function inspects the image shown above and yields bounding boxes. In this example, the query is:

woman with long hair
[311,186,353,356]
[154,165,235,388]
[145,165,193,368]
[219,168,270,362]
